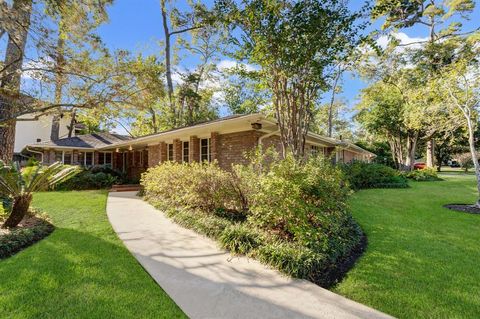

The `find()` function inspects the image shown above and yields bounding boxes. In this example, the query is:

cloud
[377,32,429,51]
[21,57,54,80]
[217,59,257,72]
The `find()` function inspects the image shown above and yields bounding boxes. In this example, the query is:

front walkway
[107,192,393,319]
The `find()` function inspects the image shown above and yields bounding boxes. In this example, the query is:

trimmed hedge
[142,153,364,287]
[0,216,54,259]
[403,168,441,181]
[340,162,408,189]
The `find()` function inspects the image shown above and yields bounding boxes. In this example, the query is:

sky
[95,0,480,117]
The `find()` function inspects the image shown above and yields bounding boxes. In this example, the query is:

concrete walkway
[107,192,394,319]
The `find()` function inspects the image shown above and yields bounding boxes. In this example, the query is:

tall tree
[372,0,476,167]
[0,0,33,162]
[217,0,363,159]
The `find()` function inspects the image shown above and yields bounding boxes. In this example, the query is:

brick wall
[159,142,167,163]
[148,144,160,167]
[216,130,262,170]
[189,136,199,163]
[173,139,182,163]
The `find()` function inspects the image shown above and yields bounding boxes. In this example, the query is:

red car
[414,162,427,170]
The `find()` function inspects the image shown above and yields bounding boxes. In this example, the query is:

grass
[334,172,480,319]
[0,190,186,319]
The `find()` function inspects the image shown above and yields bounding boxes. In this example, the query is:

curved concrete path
[107,191,394,319]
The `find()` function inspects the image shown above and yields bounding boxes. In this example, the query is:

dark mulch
[444,204,480,215]
[0,215,55,259]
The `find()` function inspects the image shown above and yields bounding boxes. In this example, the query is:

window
[167,143,174,161]
[310,145,320,156]
[98,152,112,167]
[183,141,189,163]
[139,151,144,166]
[200,138,211,162]
[79,152,93,167]
[55,151,63,162]
[63,151,72,165]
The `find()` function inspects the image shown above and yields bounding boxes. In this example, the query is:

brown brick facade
[189,136,199,163]
[173,139,182,163]
[216,130,262,170]
[148,144,160,167]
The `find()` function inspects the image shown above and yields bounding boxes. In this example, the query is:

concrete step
[110,184,141,192]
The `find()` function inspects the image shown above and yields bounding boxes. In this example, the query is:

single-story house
[24,113,375,181]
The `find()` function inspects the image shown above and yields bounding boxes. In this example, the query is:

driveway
[107,191,394,319]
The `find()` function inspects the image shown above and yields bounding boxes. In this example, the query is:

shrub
[403,168,441,181]
[141,152,364,288]
[219,224,263,255]
[341,162,408,189]
[56,166,120,190]
[0,216,54,259]
[142,161,246,214]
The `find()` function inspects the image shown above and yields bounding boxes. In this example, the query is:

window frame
[200,138,211,163]
[98,151,113,168]
[182,141,189,163]
[167,143,174,161]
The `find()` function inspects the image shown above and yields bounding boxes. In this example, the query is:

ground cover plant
[340,161,408,189]
[402,167,441,181]
[0,190,186,319]
[142,152,364,287]
[334,172,480,318]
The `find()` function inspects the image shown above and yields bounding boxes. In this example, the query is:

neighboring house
[24,113,375,181]
[15,113,71,156]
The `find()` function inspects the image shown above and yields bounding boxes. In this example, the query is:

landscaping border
[0,216,55,259]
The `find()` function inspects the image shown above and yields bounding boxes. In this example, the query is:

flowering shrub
[403,167,441,181]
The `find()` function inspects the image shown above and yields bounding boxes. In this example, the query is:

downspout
[26,147,44,164]
[258,128,280,148]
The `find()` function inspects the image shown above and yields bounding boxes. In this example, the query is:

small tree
[0,162,79,228]
[441,39,480,206]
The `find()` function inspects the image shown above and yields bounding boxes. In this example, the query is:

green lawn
[0,190,186,319]
[334,173,480,319]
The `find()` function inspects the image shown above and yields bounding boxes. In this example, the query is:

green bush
[56,166,120,190]
[403,168,441,181]
[341,161,408,189]
[141,152,364,287]
[0,217,54,259]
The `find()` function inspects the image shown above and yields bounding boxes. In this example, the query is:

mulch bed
[444,204,480,215]
[0,214,55,259]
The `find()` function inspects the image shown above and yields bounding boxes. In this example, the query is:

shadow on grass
[0,227,185,319]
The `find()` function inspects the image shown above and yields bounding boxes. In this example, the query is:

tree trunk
[50,33,66,141]
[160,0,176,125]
[0,0,33,162]
[426,138,435,168]
[67,109,76,137]
[2,194,32,228]
[465,116,480,207]
[404,132,418,171]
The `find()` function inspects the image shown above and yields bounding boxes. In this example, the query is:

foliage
[142,152,364,287]
[0,216,54,259]
[0,162,79,228]
[403,168,441,181]
[453,152,474,172]
[340,162,408,189]
[217,0,364,158]
[55,166,122,190]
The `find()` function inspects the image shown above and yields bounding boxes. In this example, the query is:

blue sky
[96,0,480,118]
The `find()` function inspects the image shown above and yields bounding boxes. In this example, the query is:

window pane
[63,152,72,165]
[98,152,104,165]
[183,141,189,163]
[55,152,62,162]
[168,144,173,161]
[105,152,112,164]
[85,153,93,166]
[200,138,210,162]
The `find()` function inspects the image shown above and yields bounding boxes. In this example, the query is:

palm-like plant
[0,162,79,228]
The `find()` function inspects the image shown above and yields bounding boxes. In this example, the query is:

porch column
[189,136,199,163]
[148,144,160,167]
[210,132,219,162]
[173,139,182,163]
[159,142,167,163]
[94,151,99,165]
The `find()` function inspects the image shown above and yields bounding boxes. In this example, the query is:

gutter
[258,128,280,147]
[26,146,44,163]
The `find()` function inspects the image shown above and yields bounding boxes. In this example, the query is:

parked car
[414,162,426,170]
[449,160,460,168]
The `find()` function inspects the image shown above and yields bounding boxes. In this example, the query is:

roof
[29,132,132,149]
[25,114,375,157]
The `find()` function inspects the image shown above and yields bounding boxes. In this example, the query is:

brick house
[24,113,375,181]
